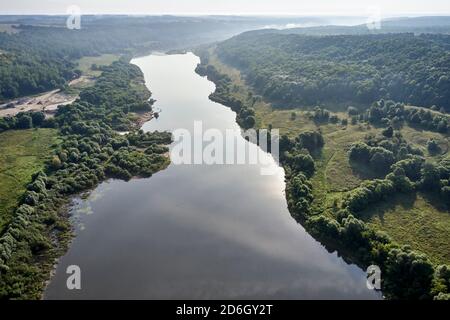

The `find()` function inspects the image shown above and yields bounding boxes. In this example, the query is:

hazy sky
[1,0,449,16]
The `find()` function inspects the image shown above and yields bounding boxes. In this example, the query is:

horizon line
[1,12,450,17]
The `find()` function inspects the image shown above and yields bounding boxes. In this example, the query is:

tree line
[216,32,450,111]
[197,48,450,299]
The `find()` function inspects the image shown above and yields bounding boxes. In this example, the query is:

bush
[307,215,341,239]
[286,173,313,218]
[427,139,441,155]
[297,131,324,153]
[289,153,315,177]
[345,179,395,213]
[349,142,371,163]
[384,247,434,300]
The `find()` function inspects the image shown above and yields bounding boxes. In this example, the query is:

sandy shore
[0,76,92,118]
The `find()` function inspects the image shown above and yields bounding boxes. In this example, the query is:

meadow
[205,48,450,266]
[0,128,58,232]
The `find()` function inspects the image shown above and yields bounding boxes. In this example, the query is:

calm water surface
[45,53,379,299]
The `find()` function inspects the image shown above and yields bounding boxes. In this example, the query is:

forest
[196,45,450,300]
[0,59,172,299]
[0,15,271,102]
[216,32,450,111]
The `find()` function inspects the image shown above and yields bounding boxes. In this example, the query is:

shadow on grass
[358,192,417,224]
[421,191,450,213]
[348,159,384,180]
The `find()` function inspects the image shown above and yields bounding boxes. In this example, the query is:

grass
[360,193,450,264]
[0,129,59,232]
[62,54,121,94]
[401,126,449,157]
[207,49,450,266]
[76,54,120,77]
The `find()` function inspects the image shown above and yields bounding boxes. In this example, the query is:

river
[44,52,379,299]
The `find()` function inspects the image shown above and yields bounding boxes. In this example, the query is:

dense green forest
[216,32,450,112]
[0,59,172,299]
[0,16,245,101]
[196,46,450,300]
[0,20,187,101]
[0,15,345,102]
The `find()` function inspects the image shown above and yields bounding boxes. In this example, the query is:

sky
[0,0,449,16]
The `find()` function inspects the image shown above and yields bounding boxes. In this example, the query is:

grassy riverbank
[0,59,172,299]
[0,129,59,232]
[195,46,450,299]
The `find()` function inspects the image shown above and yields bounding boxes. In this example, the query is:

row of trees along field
[216,32,450,112]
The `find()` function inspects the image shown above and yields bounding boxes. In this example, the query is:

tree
[341,214,368,248]
[384,247,434,299]
[286,173,313,216]
[420,162,441,191]
[31,112,45,127]
[16,115,32,129]
[297,131,324,153]
[243,115,256,129]
[382,126,394,138]
[432,264,450,297]
[291,153,315,177]
[23,191,39,206]
[441,186,450,204]
[349,142,371,163]
[50,155,62,170]
[369,148,395,173]
[279,134,294,153]
[391,156,424,181]
[427,139,441,155]
[387,168,414,193]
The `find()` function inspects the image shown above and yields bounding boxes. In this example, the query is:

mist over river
[45,52,379,299]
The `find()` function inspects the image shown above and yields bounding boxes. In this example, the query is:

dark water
[45,53,379,299]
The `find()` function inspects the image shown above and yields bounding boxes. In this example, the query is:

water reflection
[45,53,379,299]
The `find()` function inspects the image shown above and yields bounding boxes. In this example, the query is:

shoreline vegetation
[194,45,450,300]
[1,16,449,300]
[0,57,172,299]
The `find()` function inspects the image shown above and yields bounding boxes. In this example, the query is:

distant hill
[215,31,450,111]
[253,16,450,36]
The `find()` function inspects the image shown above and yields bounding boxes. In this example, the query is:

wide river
[45,53,379,299]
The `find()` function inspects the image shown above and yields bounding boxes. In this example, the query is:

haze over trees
[216,32,450,111]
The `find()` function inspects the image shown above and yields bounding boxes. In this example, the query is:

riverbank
[194,47,450,300]
[0,60,172,299]
[43,52,377,299]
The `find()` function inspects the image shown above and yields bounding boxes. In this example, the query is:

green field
[360,193,450,264]
[0,129,58,232]
[76,54,120,77]
[207,50,450,266]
